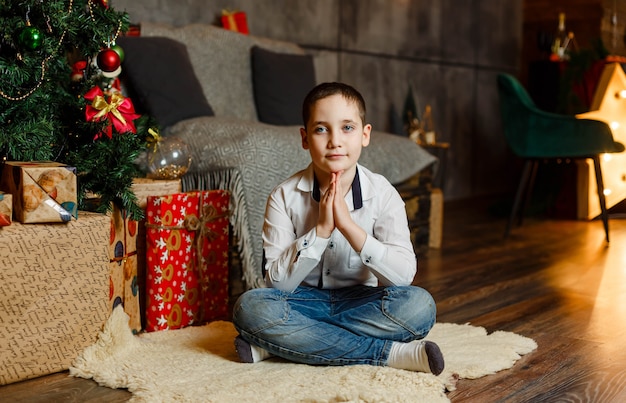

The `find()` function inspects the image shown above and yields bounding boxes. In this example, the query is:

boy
[232,82,444,375]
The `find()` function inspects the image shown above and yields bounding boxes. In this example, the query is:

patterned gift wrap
[131,177,182,209]
[108,206,141,333]
[0,192,11,226]
[145,190,230,332]
[0,161,77,223]
[0,212,109,385]
[130,177,183,329]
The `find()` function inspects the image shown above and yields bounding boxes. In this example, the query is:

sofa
[117,22,437,294]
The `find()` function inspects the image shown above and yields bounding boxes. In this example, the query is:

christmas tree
[0,0,151,220]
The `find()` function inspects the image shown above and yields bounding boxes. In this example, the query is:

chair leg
[505,160,534,238]
[592,156,610,243]
[517,160,539,227]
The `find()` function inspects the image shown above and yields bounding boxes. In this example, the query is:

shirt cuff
[297,227,330,258]
[359,234,385,266]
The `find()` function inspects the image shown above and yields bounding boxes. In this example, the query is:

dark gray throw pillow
[116,36,214,128]
[251,46,316,126]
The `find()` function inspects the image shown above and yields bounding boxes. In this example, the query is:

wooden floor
[3,196,626,402]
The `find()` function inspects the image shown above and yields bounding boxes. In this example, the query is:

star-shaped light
[576,62,626,219]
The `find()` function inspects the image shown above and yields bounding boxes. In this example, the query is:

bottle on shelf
[419,105,436,145]
[551,12,570,61]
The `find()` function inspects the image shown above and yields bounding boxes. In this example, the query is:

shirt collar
[310,166,363,210]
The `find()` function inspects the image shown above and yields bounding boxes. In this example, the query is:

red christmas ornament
[71,60,88,81]
[97,48,121,72]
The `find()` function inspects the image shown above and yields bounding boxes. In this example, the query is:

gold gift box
[108,205,141,333]
[0,161,78,223]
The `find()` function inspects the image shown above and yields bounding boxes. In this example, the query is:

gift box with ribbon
[0,192,12,226]
[130,177,182,330]
[144,190,230,332]
[221,10,249,35]
[109,205,141,333]
[0,161,78,223]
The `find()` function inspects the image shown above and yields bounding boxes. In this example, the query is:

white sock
[387,340,444,375]
[250,343,274,363]
[234,336,274,363]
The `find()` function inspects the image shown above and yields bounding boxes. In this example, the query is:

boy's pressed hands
[316,172,338,239]
[330,170,352,231]
[316,170,367,253]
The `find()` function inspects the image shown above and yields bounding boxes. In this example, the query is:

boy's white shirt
[263,163,417,292]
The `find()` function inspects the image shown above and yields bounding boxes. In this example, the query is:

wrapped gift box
[0,192,11,226]
[0,161,78,223]
[109,206,141,333]
[221,10,249,35]
[0,212,109,385]
[145,190,230,332]
[131,177,182,329]
[131,177,182,209]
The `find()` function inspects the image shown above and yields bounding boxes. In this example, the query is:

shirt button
[365,256,371,263]
[303,239,308,247]
[329,242,334,249]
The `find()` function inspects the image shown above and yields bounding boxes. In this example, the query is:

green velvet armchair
[497,73,625,242]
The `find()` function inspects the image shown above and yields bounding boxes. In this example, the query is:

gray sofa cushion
[140,22,306,122]
[251,46,316,126]
[117,36,214,128]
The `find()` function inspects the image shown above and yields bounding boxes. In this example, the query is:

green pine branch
[0,0,152,220]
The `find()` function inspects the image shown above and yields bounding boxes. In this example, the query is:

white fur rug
[70,307,537,402]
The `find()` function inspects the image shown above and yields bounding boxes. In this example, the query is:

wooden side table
[421,142,450,190]
[394,169,436,251]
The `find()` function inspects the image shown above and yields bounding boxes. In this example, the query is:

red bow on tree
[84,86,140,139]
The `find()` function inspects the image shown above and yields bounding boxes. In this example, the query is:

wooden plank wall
[113,0,524,202]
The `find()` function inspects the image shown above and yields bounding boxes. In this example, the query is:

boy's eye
[343,124,355,132]
[314,126,328,133]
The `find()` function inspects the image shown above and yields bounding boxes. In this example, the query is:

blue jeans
[232,285,436,366]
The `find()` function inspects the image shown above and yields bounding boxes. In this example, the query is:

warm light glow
[576,63,626,219]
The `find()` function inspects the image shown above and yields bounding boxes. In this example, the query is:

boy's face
[300,94,371,178]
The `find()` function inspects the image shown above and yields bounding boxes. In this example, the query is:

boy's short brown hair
[302,82,367,127]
